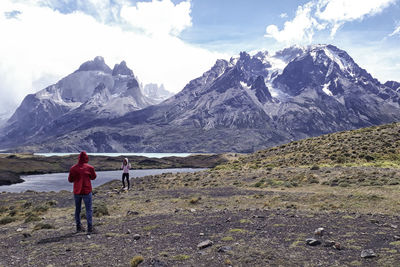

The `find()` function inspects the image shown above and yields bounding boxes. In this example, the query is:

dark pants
[74,193,92,228]
[122,173,130,189]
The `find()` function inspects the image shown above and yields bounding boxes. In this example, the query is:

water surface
[34,153,194,158]
[0,168,206,193]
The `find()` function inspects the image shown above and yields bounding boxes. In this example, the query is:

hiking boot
[76,225,85,233]
[87,225,95,234]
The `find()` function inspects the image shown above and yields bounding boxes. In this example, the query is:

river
[0,168,206,193]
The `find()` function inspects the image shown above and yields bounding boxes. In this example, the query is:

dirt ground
[1,170,400,267]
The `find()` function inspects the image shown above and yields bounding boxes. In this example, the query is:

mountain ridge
[1,44,400,152]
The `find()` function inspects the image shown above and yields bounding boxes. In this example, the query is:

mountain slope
[2,44,400,152]
[0,57,156,148]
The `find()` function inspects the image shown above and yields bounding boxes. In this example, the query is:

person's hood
[78,151,89,165]
[124,158,129,165]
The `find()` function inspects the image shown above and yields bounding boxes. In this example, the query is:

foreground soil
[1,123,400,266]
[1,168,399,267]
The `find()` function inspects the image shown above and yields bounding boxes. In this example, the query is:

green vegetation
[33,223,54,230]
[232,122,400,169]
[0,216,16,225]
[172,254,190,261]
[130,255,144,267]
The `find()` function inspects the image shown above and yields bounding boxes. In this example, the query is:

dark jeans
[122,173,130,189]
[74,193,92,228]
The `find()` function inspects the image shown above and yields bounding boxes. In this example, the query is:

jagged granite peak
[251,76,272,104]
[0,57,159,148]
[235,51,269,80]
[76,56,112,73]
[385,81,400,92]
[143,83,174,103]
[93,82,107,94]
[274,45,305,63]
[2,44,400,153]
[273,44,376,97]
[91,83,111,103]
[112,61,134,76]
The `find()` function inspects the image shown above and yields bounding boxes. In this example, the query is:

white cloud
[0,0,223,116]
[279,13,288,18]
[389,25,400,36]
[265,0,397,43]
[265,2,323,44]
[316,0,396,36]
[120,0,192,36]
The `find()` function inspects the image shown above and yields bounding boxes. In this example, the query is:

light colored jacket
[121,158,131,173]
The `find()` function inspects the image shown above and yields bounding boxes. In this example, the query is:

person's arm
[68,169,74,183]
[90,167,97,180]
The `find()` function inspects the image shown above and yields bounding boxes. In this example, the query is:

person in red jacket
[68,151,97,233]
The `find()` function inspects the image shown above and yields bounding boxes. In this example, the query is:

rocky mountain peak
[93,82,107,95]
[233,52,269,81]
[385,81,400,92]
[251,76,272,104]
[112,61,134,76]
[76,56,112,73]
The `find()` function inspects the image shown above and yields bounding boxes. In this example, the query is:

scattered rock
[199,233,204,236]
[149,258,168,267]
[126,229,131,234]
[190,208,196,213]
[370,219,379,224]
[16,228,23,232]
[127,211,139,216]
[361,249,376,258]
[197,240,213,249]
[65,248,71,252]
[323,240,335,247]
[145,199,151,203]
[217,246,232,253]
[133,234,141,240]
[390,224,398,229]
[314,227,325,236]
[22,233,31,238]
[333,242,341,250]
[394,235,400,240]
[306,238,321,246]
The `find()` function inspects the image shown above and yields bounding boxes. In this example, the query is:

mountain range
[1,44,400,152]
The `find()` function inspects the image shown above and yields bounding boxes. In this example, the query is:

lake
[34,153,194,158]
[0,168,206,193]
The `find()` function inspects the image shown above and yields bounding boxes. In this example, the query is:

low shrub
[34,223,54,230]
[130,255,144,267]
[0,216,16,225]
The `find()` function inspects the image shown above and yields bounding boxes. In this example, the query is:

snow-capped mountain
[143,83,174,103]
[1,44,400,152]
[0,57,156,147]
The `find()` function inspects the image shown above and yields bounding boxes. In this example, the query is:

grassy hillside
[237,122,400,168]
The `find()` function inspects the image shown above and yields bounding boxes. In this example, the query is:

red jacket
[68,151,97,195]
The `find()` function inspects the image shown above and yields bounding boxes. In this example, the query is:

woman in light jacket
[121,158,131,190]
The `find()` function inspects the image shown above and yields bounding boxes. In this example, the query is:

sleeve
[68,168,74,183]
[90,167,97,180]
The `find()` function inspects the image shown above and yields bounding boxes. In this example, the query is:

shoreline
[0,153,229,187]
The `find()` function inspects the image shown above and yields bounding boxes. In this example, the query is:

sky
[0,0,400,117]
